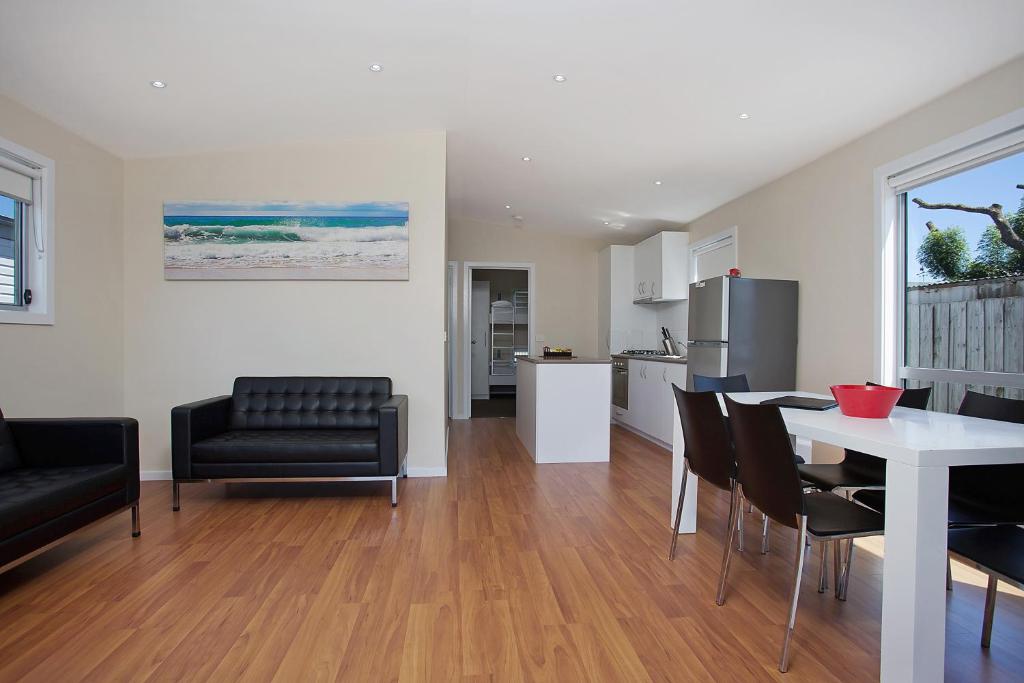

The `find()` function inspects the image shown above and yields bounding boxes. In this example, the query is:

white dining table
[669,390,1024,683]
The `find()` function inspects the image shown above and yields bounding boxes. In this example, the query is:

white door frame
[447,261,458,419]
[459,261,536,419]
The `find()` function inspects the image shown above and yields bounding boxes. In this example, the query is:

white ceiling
[2,1,1022,237]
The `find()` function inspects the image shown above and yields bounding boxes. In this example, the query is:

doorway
[461,262,535,419]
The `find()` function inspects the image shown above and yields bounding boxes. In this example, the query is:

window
[689,227,737,283]
[0,195,26,308]
[0,136,54,325]
[876,111,1024,412]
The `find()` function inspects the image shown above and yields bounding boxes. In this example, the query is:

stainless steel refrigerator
[686,276,798,391]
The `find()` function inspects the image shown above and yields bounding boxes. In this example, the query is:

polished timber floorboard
[1,420,1023,681]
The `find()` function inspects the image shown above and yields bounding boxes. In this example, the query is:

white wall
[0,96,125,417]
[688,55,1024,395]
[447,217,617,417]
[122,133,447,476]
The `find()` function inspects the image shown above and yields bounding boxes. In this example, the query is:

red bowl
[830,384,904,418]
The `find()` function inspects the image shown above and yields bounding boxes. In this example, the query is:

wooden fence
[906,276,1024,412]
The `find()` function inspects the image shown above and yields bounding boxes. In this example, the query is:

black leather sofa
[0,409,140,571]
[171,377,409,508]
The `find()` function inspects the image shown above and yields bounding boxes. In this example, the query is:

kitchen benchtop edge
[611,354,688,365]
[519,356,611,365]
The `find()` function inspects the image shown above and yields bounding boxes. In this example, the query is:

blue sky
[163,200,408,218]
[907,150,1024,281]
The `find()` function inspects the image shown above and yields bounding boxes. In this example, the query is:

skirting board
[141,468,448,480]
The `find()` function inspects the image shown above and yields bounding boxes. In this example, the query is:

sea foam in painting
[163,200,409,280]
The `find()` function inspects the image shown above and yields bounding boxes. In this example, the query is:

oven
[612,358,629,409]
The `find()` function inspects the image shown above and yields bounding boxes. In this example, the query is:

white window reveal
[0,136,54,325]
[689,227,737,283]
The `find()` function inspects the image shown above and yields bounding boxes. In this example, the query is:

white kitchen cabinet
[632,231,690,303]
[616,359,686,446]
[598,245,657,355]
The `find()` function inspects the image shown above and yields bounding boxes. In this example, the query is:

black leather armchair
[171,377,409,508]
[0,410,141,571]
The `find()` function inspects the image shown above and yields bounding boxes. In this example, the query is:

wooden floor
[1,419,1023,681]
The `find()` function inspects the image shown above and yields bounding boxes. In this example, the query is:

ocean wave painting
[163,200,409,280]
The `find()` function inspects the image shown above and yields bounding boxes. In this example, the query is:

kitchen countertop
[612,353,688,365]
[518,356,611,365]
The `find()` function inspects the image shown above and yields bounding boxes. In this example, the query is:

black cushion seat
[852,488,1024,526]
[804,491,885,538]
[0,464,127,539]
[947,526,1024,585]
[191,429,379,464]
[798,460,885,491]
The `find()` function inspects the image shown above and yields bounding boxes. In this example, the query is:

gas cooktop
[619,349,668,356]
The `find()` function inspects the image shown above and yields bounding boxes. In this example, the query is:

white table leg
[670,401,698,533]
[880,460,949,683]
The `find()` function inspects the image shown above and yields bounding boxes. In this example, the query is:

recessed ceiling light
[150,81,167,88]
[603,221,610,225]
[369,63,383,72]
[521,156,532,162]
[512,215,524,221]
[738,113,751,119]
[505,204,511,209]
[653,180,662,185]
[552,74,567,83]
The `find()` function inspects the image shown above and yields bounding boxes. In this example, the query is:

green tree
[917,222,968,281]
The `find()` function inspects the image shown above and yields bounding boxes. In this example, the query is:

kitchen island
[515,356,612,463]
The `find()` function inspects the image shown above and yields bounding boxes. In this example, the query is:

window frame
[0,199,26,309]
[874,107,1024,390]
[0,135,55,326]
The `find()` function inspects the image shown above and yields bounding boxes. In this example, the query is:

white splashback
[656,300,688,348]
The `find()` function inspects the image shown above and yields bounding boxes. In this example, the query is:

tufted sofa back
[229,377,392,430]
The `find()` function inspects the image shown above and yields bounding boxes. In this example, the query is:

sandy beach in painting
[163,200,409,280]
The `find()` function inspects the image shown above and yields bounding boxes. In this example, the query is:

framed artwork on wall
[163,200,409,280]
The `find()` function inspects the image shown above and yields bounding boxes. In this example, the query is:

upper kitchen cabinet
[632,231,690,303]
[599,245,657,355]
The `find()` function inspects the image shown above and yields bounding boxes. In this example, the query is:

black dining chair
[947,525,1024,648]
[693,373,750,393]
[798,383,932,493]
[854,391,1024,522]
[722,395,885,673]
[669,385,741,606]
[854,390,1024,591]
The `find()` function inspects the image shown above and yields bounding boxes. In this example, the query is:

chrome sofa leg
[669,465,688,560]
[391,477,398,507]
[760,514,770,554]
[172,481,180,512]
[981,576,998,648]
[716,480,740,606]
[946,557,953,592]
[779,517,808,673]
[817,541,829,593]
[131,503,141,537]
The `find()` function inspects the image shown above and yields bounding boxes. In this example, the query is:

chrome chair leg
[779,516,808,673]
[837,539,855,601]
[737,495,745,552]
[981,576,998,648]
[761,514,770,555]
[946,557,953,592]
[716,481,739,606]
[669,466,689,560]
[833,537,843,598]
[172,481,180,512]
[391,477,398,507]
[817,541,829,593]
[131,503,141,537]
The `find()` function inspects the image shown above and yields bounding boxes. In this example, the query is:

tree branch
[912,195,1024,254]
